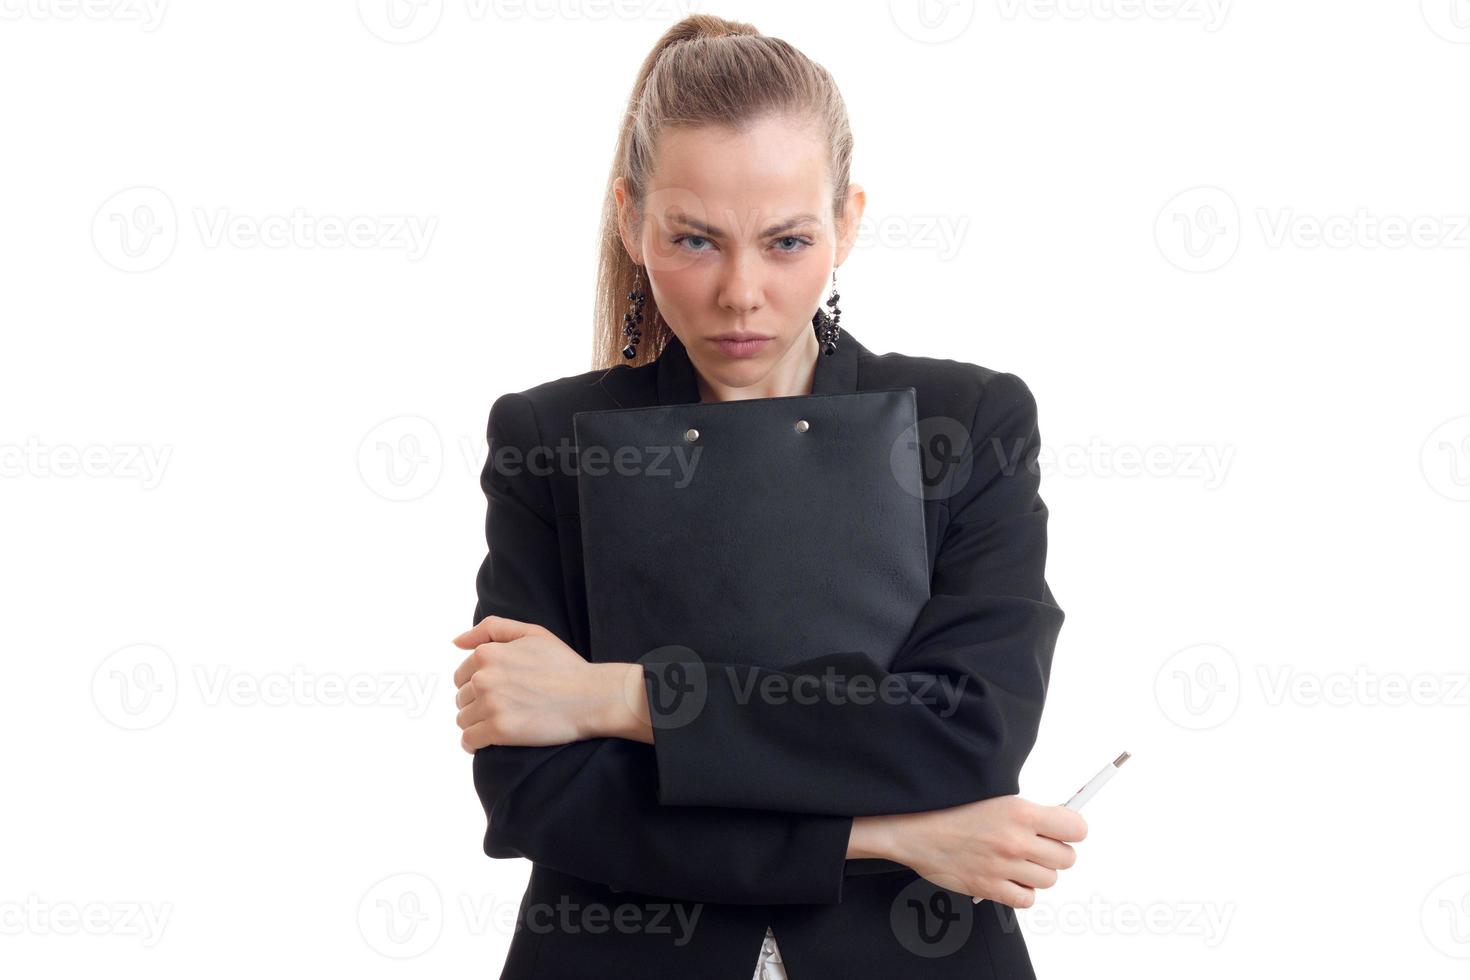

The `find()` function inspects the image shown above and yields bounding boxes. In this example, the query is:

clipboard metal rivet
[684,427,699,442]
[794,419,809,432]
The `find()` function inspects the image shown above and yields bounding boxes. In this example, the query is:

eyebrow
[669,212,820,239]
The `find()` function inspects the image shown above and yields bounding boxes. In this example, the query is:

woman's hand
[452,615,639,753]
[850,795,1087,908]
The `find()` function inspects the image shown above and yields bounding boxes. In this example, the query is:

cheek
[800,262,831,295]
[648,261,707,311]
[776,261,829,309]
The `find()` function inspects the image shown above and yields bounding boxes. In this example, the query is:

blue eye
[674,235,712,252]
[774,236,812,253]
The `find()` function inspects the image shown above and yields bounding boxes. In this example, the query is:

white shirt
[752,925,788,979]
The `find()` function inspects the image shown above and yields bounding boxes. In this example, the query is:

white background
[3,0,1469,976]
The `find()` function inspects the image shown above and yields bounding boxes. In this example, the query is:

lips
[710,335,773,359]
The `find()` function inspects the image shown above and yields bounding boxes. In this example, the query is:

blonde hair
[591,13,855,369]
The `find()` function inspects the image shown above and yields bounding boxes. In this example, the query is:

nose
[717,250,763,317]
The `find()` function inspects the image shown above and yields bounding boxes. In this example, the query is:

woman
[452,14,1086,979]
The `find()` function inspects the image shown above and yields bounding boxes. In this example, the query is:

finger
[452,652,482,690]
[453,615,502,649]
[1006,859,1059,891]
[455,681,477,710]
[455,699,485,732]
[1026,835,1077,871]
[995,881,1036,909]
[453,614,541,649]
[1035,805,1088,843]
[460,719,498,753]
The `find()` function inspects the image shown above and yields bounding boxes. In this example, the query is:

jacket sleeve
[469,391,855,906]
[646,371,1065,817]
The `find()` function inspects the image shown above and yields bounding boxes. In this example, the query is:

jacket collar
[655,328,863,405]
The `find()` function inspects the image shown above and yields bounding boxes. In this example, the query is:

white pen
[972,751,1130,904]
[1063,750,1130,810]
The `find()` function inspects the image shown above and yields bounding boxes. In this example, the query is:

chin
[709,358,767,382]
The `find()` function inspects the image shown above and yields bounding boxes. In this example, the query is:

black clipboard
[574,387,932,877]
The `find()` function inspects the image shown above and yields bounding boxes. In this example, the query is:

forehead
[648,114,830,231]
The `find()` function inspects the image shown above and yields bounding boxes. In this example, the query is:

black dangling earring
[622,265,647,359]
[811,269,841,355]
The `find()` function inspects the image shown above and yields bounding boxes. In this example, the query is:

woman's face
[618,113,863,399]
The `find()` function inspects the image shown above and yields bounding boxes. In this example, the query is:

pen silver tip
[1113,751,1130,767]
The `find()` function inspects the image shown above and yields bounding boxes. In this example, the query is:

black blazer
[471,328,1064,979]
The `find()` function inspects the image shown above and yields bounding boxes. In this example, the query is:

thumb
[453,614,539,649]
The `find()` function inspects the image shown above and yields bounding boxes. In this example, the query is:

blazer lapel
[655,328,863,405]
